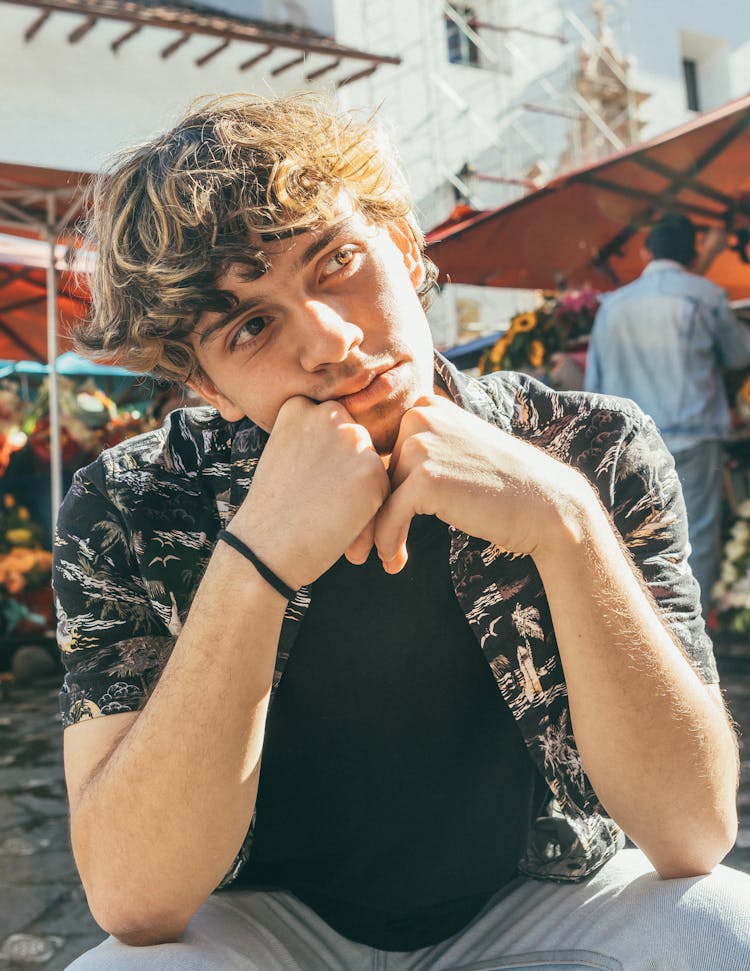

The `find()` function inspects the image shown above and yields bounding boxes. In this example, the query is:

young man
[585,214,750,614]
[57,94,749,971]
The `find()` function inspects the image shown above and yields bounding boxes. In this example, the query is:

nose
[297,299,363,371]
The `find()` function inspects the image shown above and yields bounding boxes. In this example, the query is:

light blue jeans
[673,439,725,616]
[66,850,750,970]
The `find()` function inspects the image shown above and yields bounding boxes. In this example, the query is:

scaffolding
[439,0,648,206]
[351,0,647,221]
[345,0,650,344]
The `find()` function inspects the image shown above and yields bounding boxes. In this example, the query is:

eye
[229,315,269,351]
[322,245,359,277]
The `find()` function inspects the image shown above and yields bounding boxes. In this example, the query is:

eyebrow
[197,219,354,345]
[198,297,265,346]
[294,223,347,272]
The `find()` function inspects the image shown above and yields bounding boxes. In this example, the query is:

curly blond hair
[76,92,436,383]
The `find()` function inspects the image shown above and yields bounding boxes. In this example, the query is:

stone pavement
[1,655,749,971]
[0,679,105,970]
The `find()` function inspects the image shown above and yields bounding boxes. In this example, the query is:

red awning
[0,261,86,362]
[0,160,92,361]
[427,93,750,301]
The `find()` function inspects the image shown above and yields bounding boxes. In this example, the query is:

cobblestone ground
[1,655,749,970]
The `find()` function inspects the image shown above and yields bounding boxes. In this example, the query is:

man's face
[190,209,436,455]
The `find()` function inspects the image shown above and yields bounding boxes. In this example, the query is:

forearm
[68,543,286,942]
[63,398,392,944]
[531,472,738,876]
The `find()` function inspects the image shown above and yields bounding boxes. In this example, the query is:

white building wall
[0,0,634,222]
[334,0,602,225]
[0,2,347,171]
[731,37,750,96]
[626,0,750,136]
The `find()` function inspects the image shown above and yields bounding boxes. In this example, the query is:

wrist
[529,466,604,569]
[210,538,291,610]
[216,506,303,599]
[222,511,309,592]
[217,530,298,601]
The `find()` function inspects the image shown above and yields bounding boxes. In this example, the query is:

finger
[385,396,437,477]
[387,439,414,492]
[388,429,434,493]
[345,519,375,565]
[384,410,410,477]
[374,481,417,571]
[411,392,439,409]
[387,397,449,484]
[382,540,408,575]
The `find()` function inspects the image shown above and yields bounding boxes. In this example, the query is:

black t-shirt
[235,516,546,950]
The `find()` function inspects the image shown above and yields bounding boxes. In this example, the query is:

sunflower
[528,340,546,368]
[479,335,510,374]
[510,311,537,333]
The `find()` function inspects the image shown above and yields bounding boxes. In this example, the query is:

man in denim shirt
[585,214,750,612]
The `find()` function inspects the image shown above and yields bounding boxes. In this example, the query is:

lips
[336,363,403,411]
[335,365,392,399]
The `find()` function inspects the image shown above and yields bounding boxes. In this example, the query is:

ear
[387,219,426,290]
[186,376,245,423]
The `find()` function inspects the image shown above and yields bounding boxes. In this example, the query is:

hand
[701,226,728,256]
[231,396,390,588]
[373,395,587,572]
[693,226,729,275]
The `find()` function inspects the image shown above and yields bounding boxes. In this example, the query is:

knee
[65,938,196,971]
[650,864,750,969]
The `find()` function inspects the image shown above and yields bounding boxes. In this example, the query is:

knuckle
[351,423,374,448]
[401,432,429,462]
[416,459,440,487]
[319,399,344,421]
[282,395,309,416]
[402,409,426,433]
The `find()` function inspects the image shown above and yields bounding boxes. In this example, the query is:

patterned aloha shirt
[54,353,717,886]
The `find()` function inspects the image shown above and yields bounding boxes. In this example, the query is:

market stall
[0,166,169,663]
[0,354,162,661]
[0,161,95,535]
[426,92,750,298]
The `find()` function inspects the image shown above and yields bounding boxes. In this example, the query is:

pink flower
[559,286,598,313]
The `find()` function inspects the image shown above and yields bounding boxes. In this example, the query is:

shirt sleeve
[712,296,750,370]
[610,411,719,683]
[53,465,175,728]
[583,313,604,393]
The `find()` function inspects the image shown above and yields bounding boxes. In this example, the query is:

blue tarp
[442,332,502,370]
[0,351,143,379]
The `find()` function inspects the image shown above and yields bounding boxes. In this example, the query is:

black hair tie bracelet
[216,529,298,601]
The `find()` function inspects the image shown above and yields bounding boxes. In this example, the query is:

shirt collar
[435,350,514,432]
[643,258,687,276]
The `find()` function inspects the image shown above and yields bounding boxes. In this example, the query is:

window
[682,57,700,112]
[446,3,480,66]
[680,31,730,113]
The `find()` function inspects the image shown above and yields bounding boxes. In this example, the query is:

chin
[365,409,403,456]
[369,424,400,456]
[363,365,431,454]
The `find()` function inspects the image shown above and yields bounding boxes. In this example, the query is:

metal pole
[46,193,62,532]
